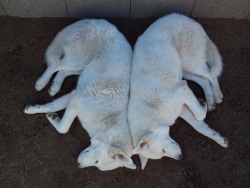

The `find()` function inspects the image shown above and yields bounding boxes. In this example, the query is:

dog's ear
[108,147,136,169]
[139,154,148,170]
[132,134,152,154]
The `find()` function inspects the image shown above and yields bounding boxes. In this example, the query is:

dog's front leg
[46,105,77,134]
[180,105,228,148]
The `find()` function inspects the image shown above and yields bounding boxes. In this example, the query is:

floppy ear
[132,134,152,154]
[139,154,148,170]
[108,147,136,169]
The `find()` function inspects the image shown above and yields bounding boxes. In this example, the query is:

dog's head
[133,127,182,169]
[77,142,136,171]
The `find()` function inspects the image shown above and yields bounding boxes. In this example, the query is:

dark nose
[178,155,182,160]
[77,163,81,168]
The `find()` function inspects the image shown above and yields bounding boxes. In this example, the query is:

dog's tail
[45,31,66,67]
[206,37,223,77]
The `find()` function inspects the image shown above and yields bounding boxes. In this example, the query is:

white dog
[25,19,136,171]
[35,19,127,97]
[128,13,228,169]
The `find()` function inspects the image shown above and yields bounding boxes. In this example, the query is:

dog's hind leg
[46,103,77,134]
[183,72,215,111]
[181,81,207,121]
[35,55,85,93]
[35,67,57,91]
[180,105,228,148]
[206,38,223,104]
[49,70,81,96]
[24,90,75,114]
[210,77,223,104]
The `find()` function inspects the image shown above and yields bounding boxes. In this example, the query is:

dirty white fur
[35,19,126,97]
[128,13,228,169]
[25,19,136,171]
[176,16,223,110]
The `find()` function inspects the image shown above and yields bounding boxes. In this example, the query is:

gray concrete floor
[0,16,249,187]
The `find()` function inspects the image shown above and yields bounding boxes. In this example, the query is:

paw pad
[46,113,59,120]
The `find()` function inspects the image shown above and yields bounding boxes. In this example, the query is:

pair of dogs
[24,13,228,171]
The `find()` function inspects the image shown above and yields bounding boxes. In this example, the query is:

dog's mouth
[77,163,90,168]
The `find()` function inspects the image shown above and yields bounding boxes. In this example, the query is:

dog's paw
[48,86,59,97]
[24,104,38,114]
[208,102,216,111]
[46,113,59,121]
[195,98,207,121]
[222,137,229,148]
[24,104,31,113]
[35,83,43,91]
[205,97,216,112]
[215,93,223,104]
[35,79,46,91]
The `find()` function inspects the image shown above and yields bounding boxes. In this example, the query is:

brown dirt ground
[0,16,249,188]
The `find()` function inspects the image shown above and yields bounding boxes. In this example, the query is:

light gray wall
[191,0,250,19]
[0,2,6,15]
[130,0,195,18]
[0,0,249,19]
[1,0,68,17]
[65,0,130,18]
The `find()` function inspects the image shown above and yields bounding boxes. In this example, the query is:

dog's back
[143,13,222,78]
[36,19,127,95]
[72,25,134,171]
[75,33,132,137]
